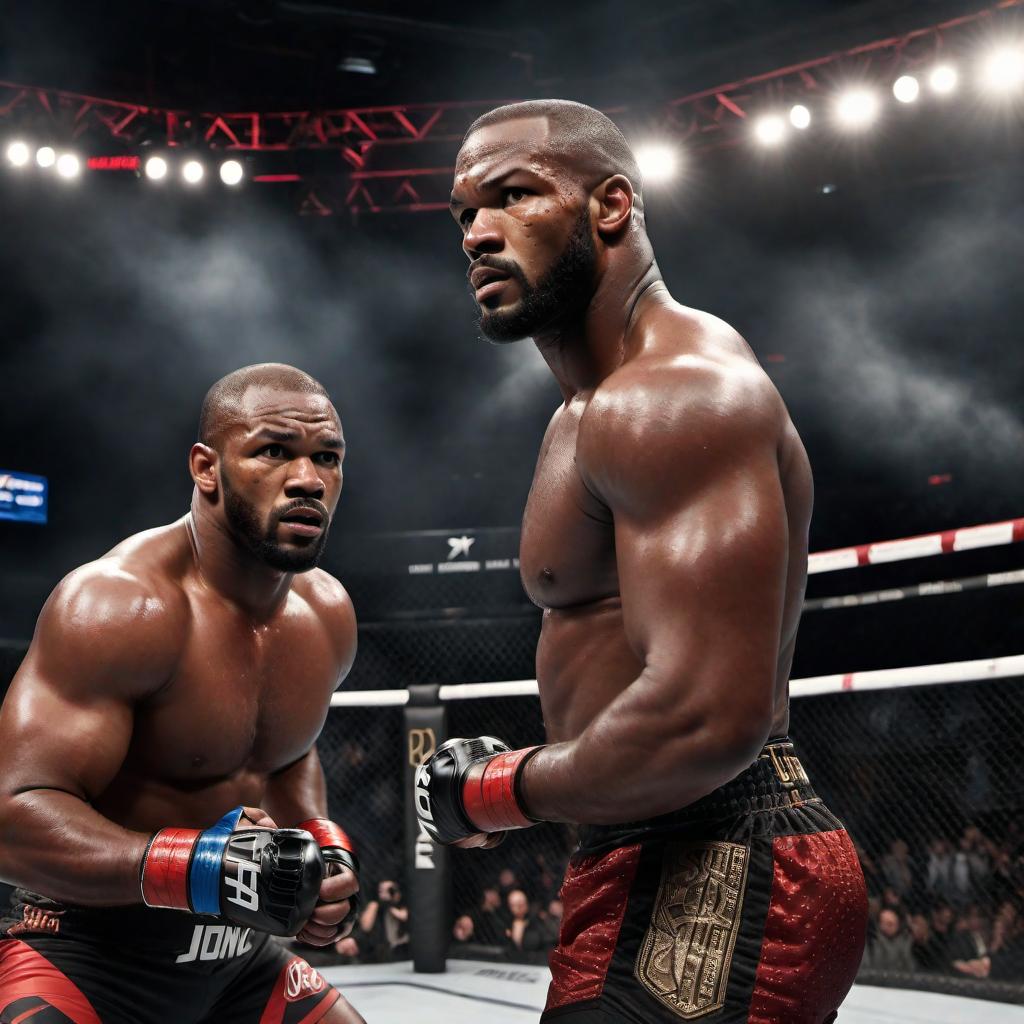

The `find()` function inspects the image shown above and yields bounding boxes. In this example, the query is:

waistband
[577,737,818,852]
[3,888,223,948]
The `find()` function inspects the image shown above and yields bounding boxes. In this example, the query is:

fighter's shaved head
[462,99,644,211]
[199,363,331,449]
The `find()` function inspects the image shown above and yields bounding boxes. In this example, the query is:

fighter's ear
[189,443,219,496]
[592,174,634,239]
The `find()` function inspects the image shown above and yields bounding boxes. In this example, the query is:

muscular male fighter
[416,101,868,1022]
[0,364,366,1024]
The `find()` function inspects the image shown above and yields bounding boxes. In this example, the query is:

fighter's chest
[134,603,337,779]
[520,406,618,609]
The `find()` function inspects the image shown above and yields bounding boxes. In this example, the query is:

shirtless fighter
[415,101,868,1022]
[0,364,366,1024]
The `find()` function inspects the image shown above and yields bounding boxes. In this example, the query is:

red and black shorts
[0,894,340,1024]
[543,738,868,1024]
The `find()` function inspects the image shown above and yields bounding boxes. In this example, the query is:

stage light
[634,143,679,183]
[893,75,920,103]
[339,56,376,75]
[789,104,812,130]
[929,64,958,95]
[144,155,168,181]
[754,114,786,146]
[35,146,56,168]
[834,88,879,130]
[55,153,80,179]
[219,159,244,186]
[182,159,205,184]
[980,45,1024,94]
[5,140,30,167]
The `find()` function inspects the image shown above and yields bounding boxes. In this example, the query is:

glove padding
[415,736,543,845]
[141,807,324,937]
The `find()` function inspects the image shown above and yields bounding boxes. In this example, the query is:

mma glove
[140,806,323,937]
[296,818,361,936]
[415,737,545,845]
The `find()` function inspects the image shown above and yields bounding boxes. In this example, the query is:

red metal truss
[0,0,1020,214]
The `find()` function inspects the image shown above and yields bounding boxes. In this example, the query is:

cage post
[404,683,449,972]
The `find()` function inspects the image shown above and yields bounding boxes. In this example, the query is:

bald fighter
[416,102,868,1022]
[0,365,366,1023]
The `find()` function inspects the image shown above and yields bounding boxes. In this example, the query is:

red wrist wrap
[141,828,200,911]
[463,746,543,833]
[297,818,355,854]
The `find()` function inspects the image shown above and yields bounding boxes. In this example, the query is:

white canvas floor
[322,960,1024,1023]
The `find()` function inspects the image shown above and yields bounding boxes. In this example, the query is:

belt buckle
[766,744,809,788]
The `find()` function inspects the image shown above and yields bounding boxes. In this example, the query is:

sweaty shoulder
[294,569,358,681]
[30,536,190,702]
[577,306,783,507]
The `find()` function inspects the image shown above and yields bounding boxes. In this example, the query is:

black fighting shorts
[0,893,340,1024]
[542,738,868,1024]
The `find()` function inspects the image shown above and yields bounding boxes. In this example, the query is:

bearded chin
[220,470,328,572]
[478,209,596,343]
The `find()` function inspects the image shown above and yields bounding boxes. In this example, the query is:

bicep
[0,655,136,801]
[611,438,789,730]
[0,571,176,802]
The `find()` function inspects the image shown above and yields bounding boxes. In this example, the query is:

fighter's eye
[459,208,475,227]
[261,444,285,458]
[315,452,340,466]
[504,187,529,205]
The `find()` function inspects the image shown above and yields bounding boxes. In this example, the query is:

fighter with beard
[0,364,366,1024]
[416,101,868,1022]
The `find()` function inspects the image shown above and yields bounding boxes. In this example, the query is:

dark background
[2,0,1024,994]
[1,0,1022,668]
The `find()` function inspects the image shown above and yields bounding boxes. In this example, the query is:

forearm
[262,747,329,826]
[0,789,150,906]
[521,670,769,824]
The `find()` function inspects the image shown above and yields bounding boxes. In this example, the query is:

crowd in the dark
[857,825,1024,982]
[449,861,564,965]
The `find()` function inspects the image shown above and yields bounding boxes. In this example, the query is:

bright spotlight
[219,159,244,186]
[35,146,56,168]
[929,64,958,95]
[634,143,679,184]
[893,75,920,103]
[144,155,168,181]
[789,104,812,130]
[55,153,81,179]
[5,140,30,167]
[754,114,787,146]
[980,45,1024,94]
[834,88,880,130]
[182,159,205,184]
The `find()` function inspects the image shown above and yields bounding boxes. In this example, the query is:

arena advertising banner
[341,526,521,576]
[0,470,47,524]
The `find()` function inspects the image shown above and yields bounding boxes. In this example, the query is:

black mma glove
[140,806,323,936]
[414,736,545,845]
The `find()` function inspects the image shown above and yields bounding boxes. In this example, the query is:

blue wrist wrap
[189,806,243,915]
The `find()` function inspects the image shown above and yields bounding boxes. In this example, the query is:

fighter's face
[451,117,597,343]
[216,388,344,572]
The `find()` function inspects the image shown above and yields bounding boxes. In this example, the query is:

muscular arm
[523,361,790,824]
[0,565,183,904]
